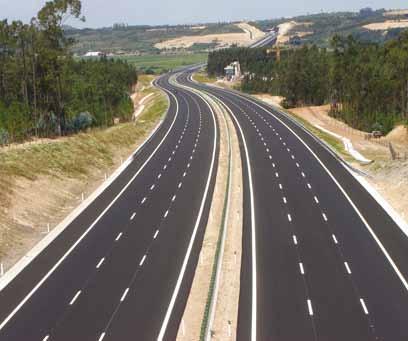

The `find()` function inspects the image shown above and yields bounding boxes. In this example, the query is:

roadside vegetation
[0,0,138,145]
[207,31,408,134]
[116,53,208,74]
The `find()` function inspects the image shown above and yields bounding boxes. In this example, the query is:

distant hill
[66,8,408,55]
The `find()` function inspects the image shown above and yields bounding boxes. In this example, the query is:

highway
[177,72,408,341]
[0,73,218,340]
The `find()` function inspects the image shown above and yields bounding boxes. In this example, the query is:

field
[116,53,208,74]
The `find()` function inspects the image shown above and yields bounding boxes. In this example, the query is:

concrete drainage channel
[172,77,243,341]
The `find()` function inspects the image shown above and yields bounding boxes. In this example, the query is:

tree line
[207,32,408,133]
[0,0,138,144]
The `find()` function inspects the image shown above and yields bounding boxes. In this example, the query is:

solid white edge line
[0,78,181,332]
[233,92,408,291]
[212,98,258,341]
[157,76,219,341]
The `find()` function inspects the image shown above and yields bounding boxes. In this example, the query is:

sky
[0,0,407,28]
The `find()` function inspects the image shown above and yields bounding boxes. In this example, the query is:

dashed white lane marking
[183,172,187,177]
[301,172,306,178]
[322,213,328,222]
[288,214,292,222]
[130,212,136,220]
[275,172,279,178]
[283,197,287,204]
[98,332,106,341]
[172,195,176,202]
[120,288,130,302]
[190,155,193,160]
[158,173,162,179]
[187,163,191,168]
[141,197,147,204]
[272,163,275,168]
[299,262,305,275]
[307,299,314,316]
[69,290,81,305]
[344,262,352,274]
[178,182,182,189]
[163,165,167,170]
[115,232,123,241]
[293,235,298,245]
[42,336,50,341]
[296,162,300,168]
[266,148,270,152]
[269,155,272,160]
[332,234,338,244]
[139,255,147,266]
[96,258,105,269]
[164,210,169,218]
[172,151,175,155]
[150,184,155,190]
[279,184,283,190]
[307,183,312,189]
[291,155,295,160]
[153,230,159,239]
[168,157,172,162]
[314,196,319,204]
[360,298,369,315]
[287,148,290,152]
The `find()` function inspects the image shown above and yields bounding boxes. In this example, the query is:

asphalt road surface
[178,72,408,341]
[0,73,218,341]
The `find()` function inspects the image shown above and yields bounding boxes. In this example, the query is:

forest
[207,32,408,133]
[0,0,138,144]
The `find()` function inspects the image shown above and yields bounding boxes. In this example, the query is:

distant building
[84,51,103,57]
[224,61,242,81]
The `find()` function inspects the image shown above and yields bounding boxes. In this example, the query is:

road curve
[178,71,408,341]
[0,72,219,341]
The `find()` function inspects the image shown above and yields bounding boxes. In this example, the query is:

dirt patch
[253,94,284,108]
[155,22,263,50]
[363,20,408,30]
[384,10,408,17]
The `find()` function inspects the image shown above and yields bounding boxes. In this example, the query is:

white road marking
[307,299,314,316]
[307,183,312,189]
[269,155,272,159]
[266,148,269,152]
[275,172,279,178]
[172,150,175,155]
[183,172,187,177]
[141,197,147,204]
[98,332,106,341]
[272,163,275,168]
[158,173,162,179]
[360,298,369,314]
[332,234,338,244]
[178,182,182,189]
[153,230,159,239]
[163,165,167,170]
[293,235,298,245]
[172,195,177,202]
[187,163,191,168]
[42,336,50,341]
[150,184,155,190]
[288,214,292,222]
[296,162,300,168]
[164,210,169,218]
[130,213,136,220]
[69,290,81,305]
[168,157,172,162]
[314,196,319,204]
[279,184,283,190]
[344,262,352,274]
[115,232,123,242]
[120,288,130,302]
[301,172,306,178]
[299,262,305,274]
[283,197,287,204]
[158,88,219,341]
[291,155,295,159]
[96,258,105,269]
[322,213,328,221]
[139,255,147,266]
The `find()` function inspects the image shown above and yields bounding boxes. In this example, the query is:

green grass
[286,110,348,157]
[0,91,168,209]
[116,53,208,74]
[193,72,217,84]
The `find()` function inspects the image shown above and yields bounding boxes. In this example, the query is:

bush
[0,128,9,145]
[72,112,94,132]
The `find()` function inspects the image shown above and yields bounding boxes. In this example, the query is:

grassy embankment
[0,78,168,259]
[117,53,208,74]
